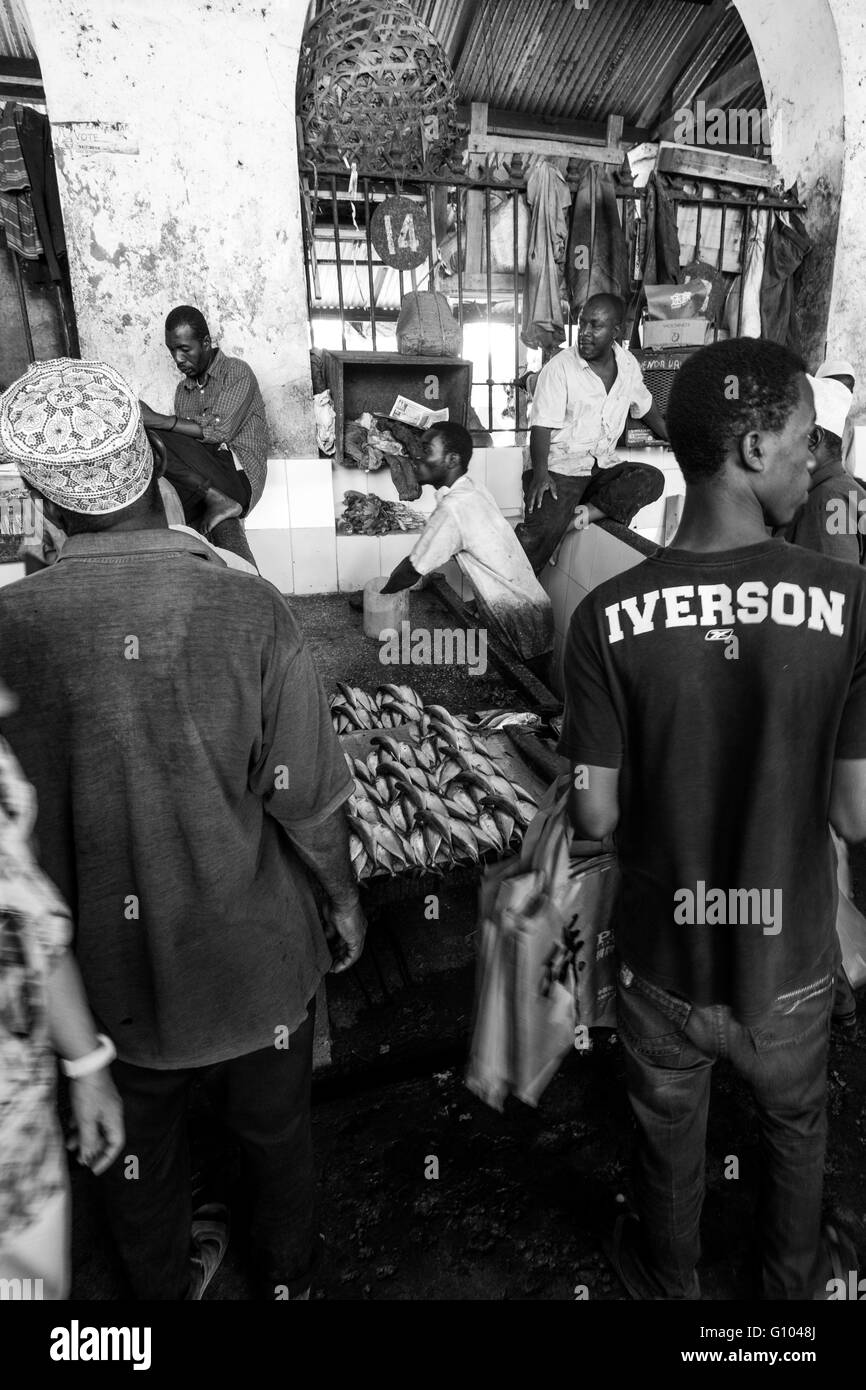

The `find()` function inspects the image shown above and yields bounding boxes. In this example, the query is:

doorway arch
[733,0,844,365]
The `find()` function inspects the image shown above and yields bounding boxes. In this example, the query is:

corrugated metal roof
[409,0,764,136]
[0,0,35,60]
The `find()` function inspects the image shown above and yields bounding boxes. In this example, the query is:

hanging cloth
[520,159,571,350]
[566,161,629,309]
[15,105,66,281]
[760,207,811,351]
[642,172,681,285]
[740,208,771,337]
[0,102,43,261]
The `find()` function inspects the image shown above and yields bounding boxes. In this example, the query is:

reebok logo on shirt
[603,580,845,645]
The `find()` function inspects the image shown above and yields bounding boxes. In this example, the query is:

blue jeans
[616,959,836,1300]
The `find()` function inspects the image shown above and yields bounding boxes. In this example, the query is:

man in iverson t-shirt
[559,338,866,1300]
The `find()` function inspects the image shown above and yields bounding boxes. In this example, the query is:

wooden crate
[656,141,778,189]
[323,350,473,466]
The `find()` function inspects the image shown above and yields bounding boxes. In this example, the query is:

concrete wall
[734,0,844,368]
[21,0,315,461]
[735,0,866,431]
[821,0,866,409]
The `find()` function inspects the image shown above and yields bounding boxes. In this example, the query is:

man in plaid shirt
[140,305,268,567]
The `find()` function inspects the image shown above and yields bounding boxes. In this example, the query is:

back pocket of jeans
[749,978,834,1052]
[616,977,688,1061]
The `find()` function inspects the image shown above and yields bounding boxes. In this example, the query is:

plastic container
[363,576,409,639]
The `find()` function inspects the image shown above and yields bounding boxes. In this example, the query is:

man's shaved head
[165,305,209,341]
[583,293,625,326]
[577,294,625,362]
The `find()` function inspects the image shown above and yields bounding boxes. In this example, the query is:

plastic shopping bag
[466,776,620,1109]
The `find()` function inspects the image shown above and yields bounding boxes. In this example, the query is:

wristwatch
[60,1033,117,1079]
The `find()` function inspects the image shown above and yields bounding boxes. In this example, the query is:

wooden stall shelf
[323,349,473,467]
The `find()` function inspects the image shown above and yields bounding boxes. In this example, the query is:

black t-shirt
[558,538,866,1022]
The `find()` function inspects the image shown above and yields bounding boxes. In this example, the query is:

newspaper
[389,395,449,430]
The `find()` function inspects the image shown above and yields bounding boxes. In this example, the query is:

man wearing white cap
[0,358,366,1301]
[816,359,856,475]
[784,373,860,561]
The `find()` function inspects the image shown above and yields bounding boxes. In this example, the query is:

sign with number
[370,196,430,270]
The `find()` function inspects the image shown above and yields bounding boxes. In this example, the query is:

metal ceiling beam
[0,81,43,99]
[455,103,649,146]
[635,0,730,129]
[655,51,763,143]
[0,56,39,77]
[444,0,477,69]
[696,52,761,110]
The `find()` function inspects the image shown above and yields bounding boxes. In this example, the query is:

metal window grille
[300,163,804,442]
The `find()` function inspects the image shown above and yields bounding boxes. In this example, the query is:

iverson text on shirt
[604,581,845,645]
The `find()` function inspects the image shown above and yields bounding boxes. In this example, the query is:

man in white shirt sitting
[381,423,554,672]
[518,293,668,574]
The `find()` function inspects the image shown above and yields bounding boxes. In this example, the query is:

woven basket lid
[298,0,459,172]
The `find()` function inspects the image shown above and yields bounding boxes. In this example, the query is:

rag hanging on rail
[520,159,571,350]
[566,160,629,308]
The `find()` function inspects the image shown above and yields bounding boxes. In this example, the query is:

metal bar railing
[329,174,347,351]
[455,188,465,335]
[512,189,520,431]
[714,204,727,343]
[362,178,378,350]
[303,166,806,439]
[484,184,493,433]
[10,251,34,363]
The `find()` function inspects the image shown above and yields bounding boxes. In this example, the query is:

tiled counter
[248,445,526,596]
[0,445,684,629]
[540,445,684,697]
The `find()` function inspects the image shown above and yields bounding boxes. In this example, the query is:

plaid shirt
[174,348,269,507]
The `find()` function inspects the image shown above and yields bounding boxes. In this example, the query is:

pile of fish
[330,684,543,736]
[330,683,427,733]
[345,705,538,880]
[337,491,427,537]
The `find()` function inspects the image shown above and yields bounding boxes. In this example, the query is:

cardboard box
[642,319,708,350]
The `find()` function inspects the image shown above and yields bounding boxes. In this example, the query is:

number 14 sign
[370,195,431,271]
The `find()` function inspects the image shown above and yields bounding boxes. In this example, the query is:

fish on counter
[342,705,538,881]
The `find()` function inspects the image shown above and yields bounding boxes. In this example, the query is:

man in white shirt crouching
[381,423,554,676]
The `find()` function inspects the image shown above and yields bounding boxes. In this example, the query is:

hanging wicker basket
[298,0,460,173]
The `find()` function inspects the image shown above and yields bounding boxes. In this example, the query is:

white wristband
[61,1033,116,1079]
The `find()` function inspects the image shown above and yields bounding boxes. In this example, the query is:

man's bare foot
[572,504,604,531]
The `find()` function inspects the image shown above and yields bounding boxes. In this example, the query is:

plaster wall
[734,0,844,370]
[820,0,866,407]
[21,0,315,463]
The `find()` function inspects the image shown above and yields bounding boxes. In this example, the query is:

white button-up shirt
[410,475,553,660]
[531,341,653,476]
